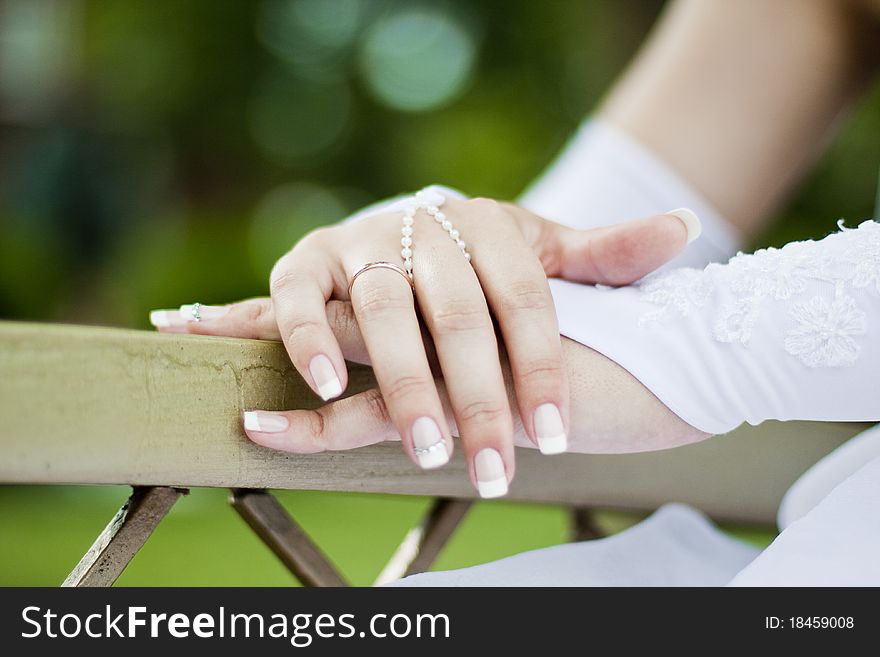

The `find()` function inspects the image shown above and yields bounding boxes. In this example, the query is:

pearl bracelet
[401,188,471,280]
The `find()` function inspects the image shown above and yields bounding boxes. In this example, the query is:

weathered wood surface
[0,321,869,524]
[62,486,186,587]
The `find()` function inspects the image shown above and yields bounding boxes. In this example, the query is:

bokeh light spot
[249,182,348,277]
[248,70,351,162]
[256,0,370,75]
[359,7,476,112]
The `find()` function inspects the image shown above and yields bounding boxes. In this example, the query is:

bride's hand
[151,197,695,497]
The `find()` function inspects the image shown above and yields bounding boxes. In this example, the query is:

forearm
[454,335,708,455]
[554,337,709,454]
[600,0,879,236]
[553,221,880,438]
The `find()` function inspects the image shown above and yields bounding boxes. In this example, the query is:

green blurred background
[1,0,878,585]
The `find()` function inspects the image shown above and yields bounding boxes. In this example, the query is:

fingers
[243,388,401,454]
[345,262,453,470]
[509,204,699,285]
[268,238,349,401]
[560,213,694,284]
[413,221,515,498]
[242,378,535,460]
[151,228,352,402]
[465,199,569,456]
[150,298,372,364]
[151,299,278,339]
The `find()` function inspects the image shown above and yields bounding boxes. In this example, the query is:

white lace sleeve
[551,220,880,434]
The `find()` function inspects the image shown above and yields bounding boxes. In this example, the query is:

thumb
[544,209,701,286]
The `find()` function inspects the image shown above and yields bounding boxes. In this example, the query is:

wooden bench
[0,321,867,585]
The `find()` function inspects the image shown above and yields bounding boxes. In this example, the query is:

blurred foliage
[0,0,874,584]
[1,0,875,325]
[0,0,664,325]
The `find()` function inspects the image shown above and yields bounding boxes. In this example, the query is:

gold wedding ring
[347,261,415,298]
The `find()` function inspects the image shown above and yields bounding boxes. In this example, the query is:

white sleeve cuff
[519,119,741,269]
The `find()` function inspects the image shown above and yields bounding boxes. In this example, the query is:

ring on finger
[347,261,414,298]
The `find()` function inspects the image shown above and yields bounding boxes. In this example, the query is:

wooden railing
[0,321,868,585]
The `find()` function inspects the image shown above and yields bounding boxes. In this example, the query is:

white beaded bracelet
[401,188,471,280]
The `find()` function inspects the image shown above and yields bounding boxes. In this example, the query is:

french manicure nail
[243,411,289,433]
[666,208,702,244]
[149,310,187,328]
[179,304,230,321]
[411,417,449,469]
[309,354,342,401]
[534,403,568,455]
[474,448,508,498]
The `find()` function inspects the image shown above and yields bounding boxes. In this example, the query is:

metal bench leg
[230,489,348,587]
[374,497,472,586]
[63,486,186,587]
[570,506,605,542]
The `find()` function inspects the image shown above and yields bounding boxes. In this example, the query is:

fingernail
[474,448,508,498]
[666,208,702,244]
[179,304,230,321]
[309,354,342,401]
[149,310,187,328]
[411,417,449,469]
[243,411,289,433]
[534,403,567,455]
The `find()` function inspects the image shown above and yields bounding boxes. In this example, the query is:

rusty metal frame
[63,486,186,587]
[374,498,472,586]
[230,489,348,587]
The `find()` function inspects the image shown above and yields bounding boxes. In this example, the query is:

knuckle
[305,410,327,442]
[466,197,501,213]
[269,266,309,296]
[384,374,433,404]
[286,316,325,344]
[457,399,508,428]
[429,300,491,334]
[326,300,358,336]
[241,299,272,324]
[517,357,566,386]
[353,285,411,319]
[362,388,392,427]
[293,226,334,252]
[465,197,511,225]
[499,280,552,314]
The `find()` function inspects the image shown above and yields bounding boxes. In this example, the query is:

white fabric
[777,422,880,530]
[551,220,880,435]
[520,120,740,270]
[390,504,759,587]
[729,448,880,586]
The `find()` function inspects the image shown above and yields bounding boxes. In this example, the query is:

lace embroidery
[639,220,880,367]
[783,285,867,368]
[849,224,880,293]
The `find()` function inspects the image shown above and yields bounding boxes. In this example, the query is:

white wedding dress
[383,120,880,586]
